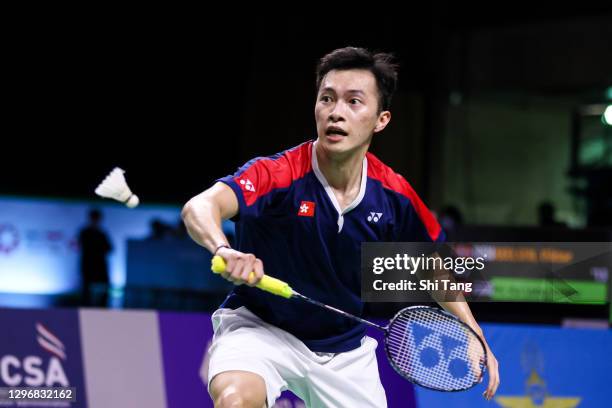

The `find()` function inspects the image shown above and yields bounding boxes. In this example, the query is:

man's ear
[374,111,391,134]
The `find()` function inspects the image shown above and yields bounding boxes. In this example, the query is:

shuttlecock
[95,167,140,208]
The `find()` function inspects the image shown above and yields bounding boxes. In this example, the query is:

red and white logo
[298,201,315,217]
[36,322,66,361]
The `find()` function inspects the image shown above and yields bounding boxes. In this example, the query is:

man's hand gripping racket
[211,255,487,392]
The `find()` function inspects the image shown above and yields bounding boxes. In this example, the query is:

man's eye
[350,98,361,105]
[320,96,332,102]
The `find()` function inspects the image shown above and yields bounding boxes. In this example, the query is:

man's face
[315,69,390,157]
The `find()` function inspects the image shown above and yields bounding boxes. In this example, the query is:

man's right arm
[181,182,264,286]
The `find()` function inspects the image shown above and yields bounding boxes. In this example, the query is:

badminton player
[183,47,500,407]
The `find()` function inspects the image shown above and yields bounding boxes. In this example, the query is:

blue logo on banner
[495,339,581,407]
[0,308,87,407]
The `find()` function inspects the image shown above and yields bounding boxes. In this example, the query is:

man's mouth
[325,127,348,136]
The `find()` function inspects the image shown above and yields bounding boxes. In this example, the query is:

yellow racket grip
[211,255,294,299]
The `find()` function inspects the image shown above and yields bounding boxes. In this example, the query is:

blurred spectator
[438,205,464,233]
[149,218,171,240]
[78,209,112,307]
[537,201,566,228]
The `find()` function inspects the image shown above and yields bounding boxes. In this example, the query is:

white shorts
[202,306,387,408]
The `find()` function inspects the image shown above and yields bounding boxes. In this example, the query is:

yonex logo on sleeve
[239,179,256,192]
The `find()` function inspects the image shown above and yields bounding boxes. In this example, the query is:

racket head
[384,305,487,392]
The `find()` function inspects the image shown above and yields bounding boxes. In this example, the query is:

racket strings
[385,308,485,391]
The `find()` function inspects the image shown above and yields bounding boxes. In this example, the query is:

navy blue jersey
[218,140,444,352]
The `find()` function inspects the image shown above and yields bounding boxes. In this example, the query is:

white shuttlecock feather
[95,167,140,208]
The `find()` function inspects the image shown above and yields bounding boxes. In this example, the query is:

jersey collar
[311,140,368,232]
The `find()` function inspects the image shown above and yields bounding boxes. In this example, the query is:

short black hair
[316,47,399,112]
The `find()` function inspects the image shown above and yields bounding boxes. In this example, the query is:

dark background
[4,7,611,217]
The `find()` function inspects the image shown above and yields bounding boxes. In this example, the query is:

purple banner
[158,311,213,408]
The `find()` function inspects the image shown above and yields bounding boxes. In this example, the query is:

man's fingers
[215,249,264,287]
[486,375,500,399]
[483,358,500,400]
[224,256,237,279]
[229,258,244,283]
[239,254,256,282]
[247,259,264,286]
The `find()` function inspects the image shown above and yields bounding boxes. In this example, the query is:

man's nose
[328,102,346,122]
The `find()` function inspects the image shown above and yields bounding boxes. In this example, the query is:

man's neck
[315,141,367,193]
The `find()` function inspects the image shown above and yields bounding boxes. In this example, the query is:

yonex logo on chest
[367,212,383,223]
